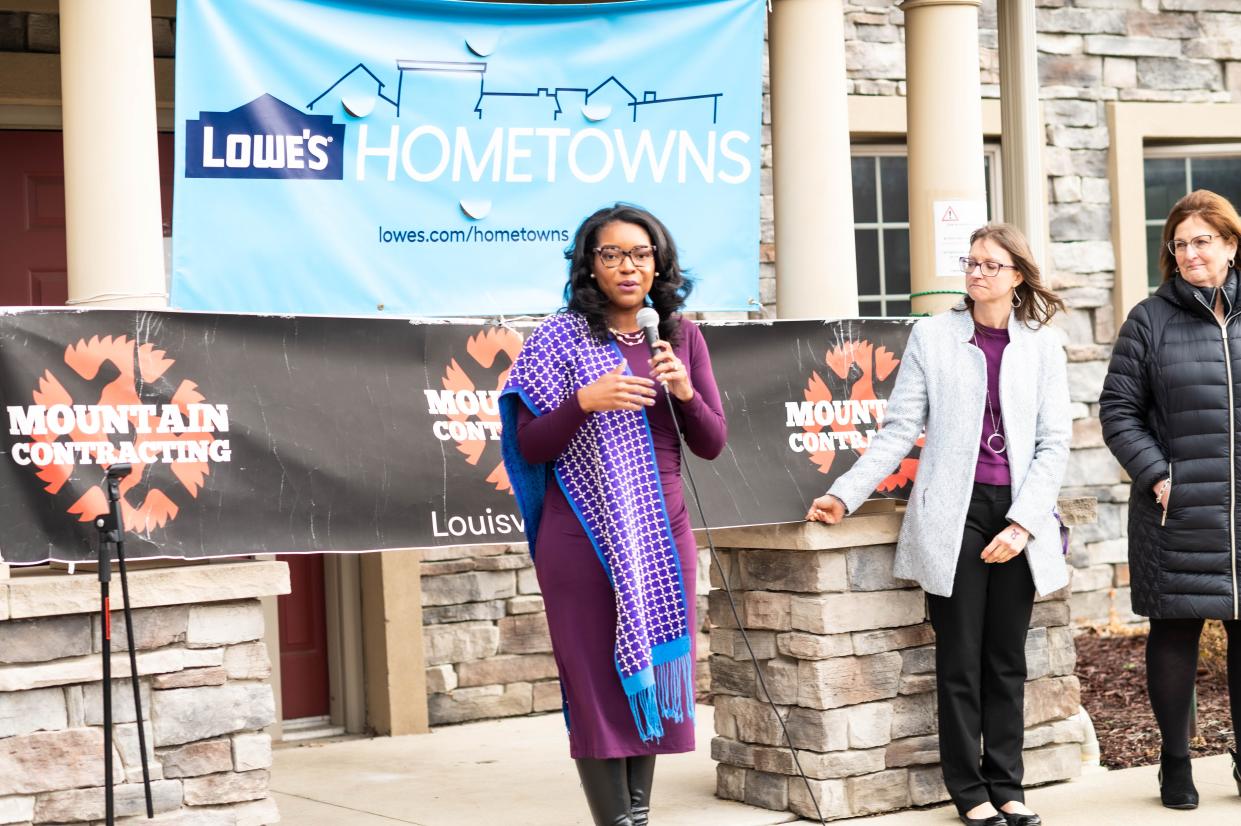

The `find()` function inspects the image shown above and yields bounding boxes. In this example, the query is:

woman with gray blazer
[807,224,1071,826]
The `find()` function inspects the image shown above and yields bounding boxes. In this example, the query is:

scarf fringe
[629,652,695,742]
[629,684,666,742]
[655,652,696,724]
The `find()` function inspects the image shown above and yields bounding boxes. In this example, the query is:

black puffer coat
[1100,271,1241,620]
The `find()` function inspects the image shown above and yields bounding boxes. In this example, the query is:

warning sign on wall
[932,199,988,278]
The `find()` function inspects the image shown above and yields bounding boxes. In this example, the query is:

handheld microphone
[635,306,661,357]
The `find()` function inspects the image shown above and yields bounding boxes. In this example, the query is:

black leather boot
[1157,752,1199,810]
[575,758,634,826]
[626,755,656,826]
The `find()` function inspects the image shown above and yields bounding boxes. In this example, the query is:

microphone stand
[94,463,155,823]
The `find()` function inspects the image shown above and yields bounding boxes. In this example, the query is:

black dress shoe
[1158,752,1199,810]
[959,815,1006,826]
[1002,813,1042,826]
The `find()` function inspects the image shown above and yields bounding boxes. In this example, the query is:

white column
[59,0,167,308]
[902,0,986,316]
[770,0,858,319]
[998,0,1047,266]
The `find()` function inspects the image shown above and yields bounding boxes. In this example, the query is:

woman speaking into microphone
[499,204,727,826]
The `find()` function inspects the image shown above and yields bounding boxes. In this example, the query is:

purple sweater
[972,322,1011,486]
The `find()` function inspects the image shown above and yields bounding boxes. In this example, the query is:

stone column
[59,0,167,308]
[997,0,1047,266]
[0,561,289,822]
[708,501,1095,819]
[770,0,858,320]
[901,0,986,316]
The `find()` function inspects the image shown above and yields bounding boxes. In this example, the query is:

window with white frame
[1144,144,1241,293]
[851,146,1001,316]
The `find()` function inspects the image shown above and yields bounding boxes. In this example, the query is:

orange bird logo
[438,326,524,492]
[801,338,922,492]
[24,335,217,534]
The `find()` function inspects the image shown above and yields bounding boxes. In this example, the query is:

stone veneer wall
[0,562,288,825]
[707,505,1093,820]
[420,542,712,726]
[765,0,1241,628]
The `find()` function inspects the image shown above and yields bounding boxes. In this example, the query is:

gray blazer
[827,306,1072,597]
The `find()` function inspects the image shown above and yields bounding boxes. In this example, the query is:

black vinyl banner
[0,310,915,564]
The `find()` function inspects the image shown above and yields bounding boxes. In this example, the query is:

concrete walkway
[270,706,1239,825]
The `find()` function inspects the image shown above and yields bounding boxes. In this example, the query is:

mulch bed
[1075,628,1234,769]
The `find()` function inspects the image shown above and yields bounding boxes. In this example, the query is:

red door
[276,555,331,720]
[0,130,175,305]
[0,131,69,305]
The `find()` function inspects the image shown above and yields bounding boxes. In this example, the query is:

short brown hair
[1159,189,1241,283]
[962,223,1065,327]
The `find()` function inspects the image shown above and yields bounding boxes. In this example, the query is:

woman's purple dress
[515,319,727,758]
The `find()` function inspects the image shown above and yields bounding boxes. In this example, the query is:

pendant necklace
[972,331,1007,454]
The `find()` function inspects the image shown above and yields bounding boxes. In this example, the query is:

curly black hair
[563,203,693,345]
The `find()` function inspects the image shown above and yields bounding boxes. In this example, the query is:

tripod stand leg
[116,541,154,818]
[100,577,114,826]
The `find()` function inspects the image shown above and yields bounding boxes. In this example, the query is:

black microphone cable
[660,360,828,826]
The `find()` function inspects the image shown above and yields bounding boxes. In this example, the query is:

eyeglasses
[960,257,1019,277]
[593,245,656,268]
[1167,234,1223,256]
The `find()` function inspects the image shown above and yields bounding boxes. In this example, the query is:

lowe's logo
[185,94,345,179]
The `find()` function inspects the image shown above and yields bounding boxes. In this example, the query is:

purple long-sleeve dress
[515,319,727,758]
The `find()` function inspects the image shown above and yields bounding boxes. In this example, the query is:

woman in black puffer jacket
[1100,189,1241,810]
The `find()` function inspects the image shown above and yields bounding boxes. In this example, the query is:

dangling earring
[1011,291,1022,308]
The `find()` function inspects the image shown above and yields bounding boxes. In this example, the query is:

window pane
[1145,158,1187,220]
[1191,156,1241,209]
[885,299,911,317]
[879,156,908,223]
[1146,223,1165,292]
[855,228,880,295]
[883,228,911,295]
[852,156,877,223]
[984,156,993,221]
[859,301,882,316]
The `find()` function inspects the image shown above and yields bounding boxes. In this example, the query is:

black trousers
[927,482,1036,815]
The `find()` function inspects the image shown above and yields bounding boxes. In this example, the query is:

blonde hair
[962,223,1065,327]
[1159,189,1241,283]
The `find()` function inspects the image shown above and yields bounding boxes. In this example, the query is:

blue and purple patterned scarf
[499,312,694,741]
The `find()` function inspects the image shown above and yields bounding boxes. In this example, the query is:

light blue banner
[172,0,764,316]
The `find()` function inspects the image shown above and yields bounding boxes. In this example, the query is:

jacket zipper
[1161,462,1171,527]
[1225,316,1239,621]
[1200,291,1239,620]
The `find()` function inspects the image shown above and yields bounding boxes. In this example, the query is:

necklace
[971,331,1007,454]
[610,328,646,347]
